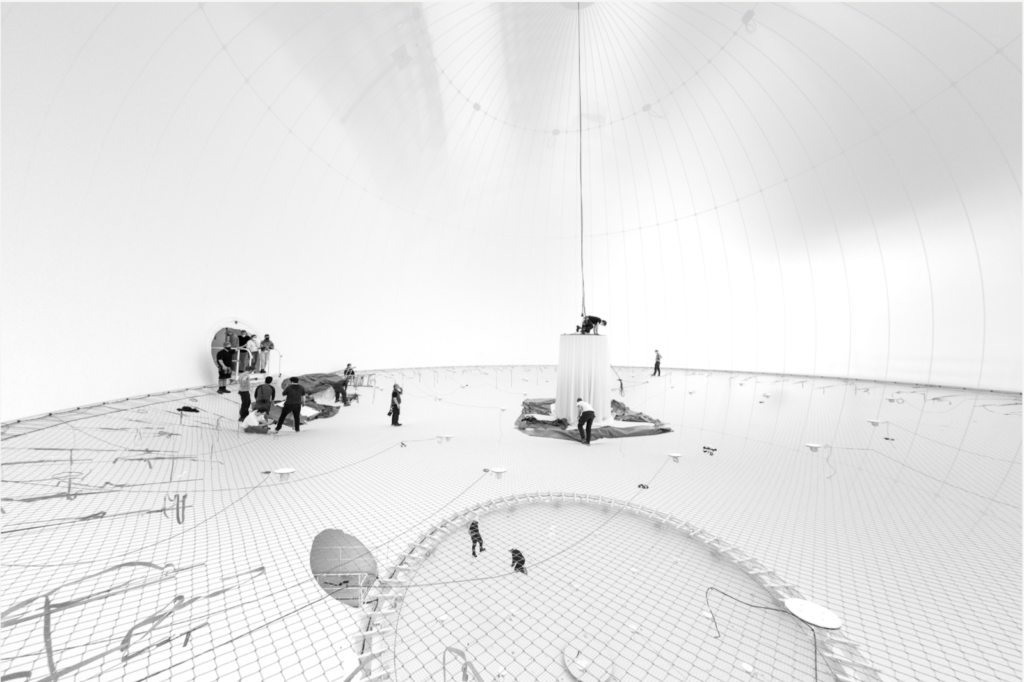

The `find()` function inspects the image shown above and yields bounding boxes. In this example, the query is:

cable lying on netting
[705,587,830,682]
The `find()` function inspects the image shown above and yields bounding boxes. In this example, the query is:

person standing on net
[390,384,403,426]
[652,350,662,377]
[341,363,355,406]
[258,334,274,373]
[216,344,234,394]
[275,377,306,433]
[469,519,486,558]
[238,370,252,421]
[236,332,251,374]
[576,398,595,446]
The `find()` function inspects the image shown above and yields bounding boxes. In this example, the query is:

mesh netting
[1,366,1020,682]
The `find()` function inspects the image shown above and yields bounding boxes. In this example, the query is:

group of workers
[217,321,664,440]
[215,333,274,394]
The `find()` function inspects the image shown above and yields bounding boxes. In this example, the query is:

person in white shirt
[576,398,596,445]
[245,336,259,371]
[242,409,269,433]
[243,410,264,427]
[652,350,662,377]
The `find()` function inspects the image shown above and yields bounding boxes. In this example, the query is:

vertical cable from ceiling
[578,2,586,320]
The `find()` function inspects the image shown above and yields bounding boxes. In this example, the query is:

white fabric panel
[555,335,611,423]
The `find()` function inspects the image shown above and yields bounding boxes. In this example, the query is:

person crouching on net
[577,315,607,335]
[511,549,528,575]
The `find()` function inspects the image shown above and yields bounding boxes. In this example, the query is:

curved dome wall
[2,3,1020,419]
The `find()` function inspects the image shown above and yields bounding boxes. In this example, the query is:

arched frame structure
[360,491,882,682]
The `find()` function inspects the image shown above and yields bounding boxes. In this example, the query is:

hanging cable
[578,2,586,319]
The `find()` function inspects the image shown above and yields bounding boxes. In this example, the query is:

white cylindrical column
[555,334,611,423]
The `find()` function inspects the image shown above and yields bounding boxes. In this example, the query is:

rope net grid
[1,366,1019,681]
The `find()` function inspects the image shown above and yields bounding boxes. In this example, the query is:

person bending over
[469,520,486,558]
[510,549,528,575]
[577,315,607,335]
[275,377,306,433]
[331,377,347,405]
[253,376,275,414]
[577,398,595,445]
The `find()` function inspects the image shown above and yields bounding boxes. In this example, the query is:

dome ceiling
[1,3,1020,418]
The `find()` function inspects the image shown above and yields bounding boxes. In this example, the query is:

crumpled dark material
[289,372,349,395]
[515,397,672,442]
[610,399,658,423]
[523,422,673,442]
[521,398,555,415]
[516,414,569,428]
[266,400,339,428]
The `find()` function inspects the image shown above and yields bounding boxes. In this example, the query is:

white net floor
[1,367,1020,682]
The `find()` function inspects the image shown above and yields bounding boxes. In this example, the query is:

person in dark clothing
[331,378,346,405]
[236,332,251,373]
[216,344,234,394]
[275,377,306,433]
[341,364,355,406]
[253,376,275,414]
[332,365,354,406]
[469,520,486,557]
[577,315,607,335]
[652,350,662,377]
[510,549,527,575]
[390,384,403,426]
[576,398,596,445]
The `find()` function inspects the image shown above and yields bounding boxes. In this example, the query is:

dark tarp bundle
[513,400,569,429]
[516,414,569,429]
[515,398,672,442]
[288,372,362,404]
[521,398,555,415]
[290,373,349,396]
[610,399,658,423]
[266,397,340,428]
